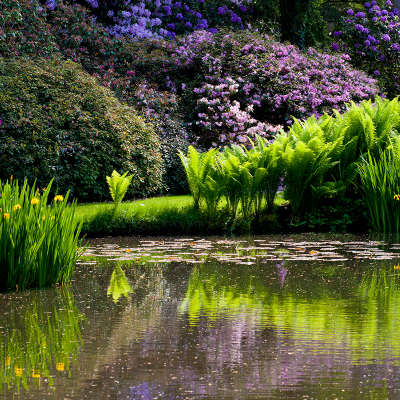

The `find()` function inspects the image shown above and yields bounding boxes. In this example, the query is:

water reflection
[3,236,400,399]
[0,287,84,394]
[107,265,133,303]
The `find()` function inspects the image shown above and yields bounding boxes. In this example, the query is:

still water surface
[2,234,400,399]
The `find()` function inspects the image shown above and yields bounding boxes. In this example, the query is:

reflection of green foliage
[180,260,400,363]
[0,287,84,393]
[107,265,133,303]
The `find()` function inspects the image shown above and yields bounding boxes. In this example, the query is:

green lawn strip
[75,194,288,237]
[76,195,206,236]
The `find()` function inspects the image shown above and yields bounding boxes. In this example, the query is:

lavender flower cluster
[48,0,254,39]
[134,30,378,147]
[332,0,400,96]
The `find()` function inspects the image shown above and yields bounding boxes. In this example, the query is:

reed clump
[0,179,83,291]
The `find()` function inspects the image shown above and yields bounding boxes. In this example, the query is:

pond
[2,234,400,399]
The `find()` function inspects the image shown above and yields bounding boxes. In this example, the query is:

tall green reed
[0,179,84,291]
[358,148,400,233]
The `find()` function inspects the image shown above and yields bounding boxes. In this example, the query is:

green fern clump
[277,117,340,216]
[106,171,134,209]
[178,146,220,212]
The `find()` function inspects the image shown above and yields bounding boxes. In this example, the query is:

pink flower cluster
[195,78,281,147]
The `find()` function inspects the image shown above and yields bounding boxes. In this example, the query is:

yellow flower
[14,367,22,376]
[3,213,10,219]
[5,357,11,366]
[394,194,400,201]
[56,363,65,372]
[42,215,45,221]
[32,370,40,378]
[51,216,55,220]
[31,198,39,205]
[13,204,21,211]
[394,264,400,270]
[54,195,64,202]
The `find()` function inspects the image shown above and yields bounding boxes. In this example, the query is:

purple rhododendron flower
[175,1,181,7]
[381,16,387,22]
[386,0,393,5]
[374,70,380,75]
[331,43,340,51]
[333,31,342,36]
[382,34,391,41]
[347,9,354,15]
[365,39,371,46]
[365,2,371,7]
[371,0,377,4]
[355,11,366,18]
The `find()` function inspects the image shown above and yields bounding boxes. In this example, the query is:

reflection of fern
[106,170,133,209]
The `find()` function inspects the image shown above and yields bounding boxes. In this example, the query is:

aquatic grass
[358,149,400,234]
[0,179,84,291]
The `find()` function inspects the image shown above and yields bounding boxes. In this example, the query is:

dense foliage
[0,58,162,201]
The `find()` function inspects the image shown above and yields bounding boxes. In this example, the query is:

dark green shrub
[0,58,163,202]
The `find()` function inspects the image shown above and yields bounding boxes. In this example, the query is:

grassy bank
[76,195,211,237]
[75,194,365,238]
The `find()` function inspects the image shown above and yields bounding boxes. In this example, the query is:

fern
[178,146,219,211]
[106,170,133,209]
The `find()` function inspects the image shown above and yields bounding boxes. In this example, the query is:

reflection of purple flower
[276,260,288,287]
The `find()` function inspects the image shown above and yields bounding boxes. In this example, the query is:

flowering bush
[130,30,379,147]
[55,0,254,39]
[0,58,163,201]
[332,0,400,97]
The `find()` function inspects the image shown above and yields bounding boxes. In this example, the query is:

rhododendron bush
[130,30,379,147]
[45,0,254,39]
[332,0,400,97]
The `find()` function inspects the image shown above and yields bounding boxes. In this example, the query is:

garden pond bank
[2,233,400,399]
